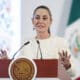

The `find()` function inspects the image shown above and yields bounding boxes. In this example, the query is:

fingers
[0,50,8,59]
[58,50,66,58]
[58,50,71,63]
[65,51,67,57]
[58,50,71,59]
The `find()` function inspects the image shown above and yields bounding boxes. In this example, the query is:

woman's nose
[38,18,43,23]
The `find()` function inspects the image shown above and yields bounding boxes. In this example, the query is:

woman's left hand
[0,49,8,59]
[58,50,71,70]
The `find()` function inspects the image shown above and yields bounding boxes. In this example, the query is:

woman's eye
[35,16,40,19]
[34,15,40,20]
[43,17,47,20]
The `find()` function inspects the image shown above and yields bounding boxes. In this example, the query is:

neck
[36,32,50,39]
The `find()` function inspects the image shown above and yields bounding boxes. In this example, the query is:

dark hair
[33,5,52,34]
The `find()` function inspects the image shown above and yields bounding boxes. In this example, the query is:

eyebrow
[34,14,48,17]
[43,15,48,17]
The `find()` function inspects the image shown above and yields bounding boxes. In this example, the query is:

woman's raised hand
[58,50,71,70]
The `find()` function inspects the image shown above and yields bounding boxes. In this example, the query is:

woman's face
[32,8,52,34]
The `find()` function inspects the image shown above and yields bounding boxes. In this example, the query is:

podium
[0,59,71,80]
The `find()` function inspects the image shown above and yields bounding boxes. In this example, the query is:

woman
[21,5,71,69]
[0,5,76,78]
[18,5,75,77]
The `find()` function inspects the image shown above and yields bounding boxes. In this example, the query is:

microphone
[36,40,43,59]
[12,41,30,59]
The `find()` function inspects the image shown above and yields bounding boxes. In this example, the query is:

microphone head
[36,40,40,44]
[24,41,30,45]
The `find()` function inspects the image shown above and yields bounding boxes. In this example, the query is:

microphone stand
[12,41,30,59]
[36,40,43,60]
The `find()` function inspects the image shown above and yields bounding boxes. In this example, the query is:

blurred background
[0,0,80,78]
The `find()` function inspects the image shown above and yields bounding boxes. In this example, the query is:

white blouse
[19,35,71,59]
